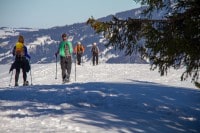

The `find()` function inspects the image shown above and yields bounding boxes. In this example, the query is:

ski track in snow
[0,63,200,133]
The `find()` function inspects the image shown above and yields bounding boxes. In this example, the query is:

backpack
[92,46,98,54]
[77,45,84,54]
[64,42,70,56]
[59,41,72,57]
[15,42,24,57]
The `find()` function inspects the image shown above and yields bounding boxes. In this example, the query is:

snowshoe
[23,81,29,86]
[63,78,70,84]
[15,82,19,87]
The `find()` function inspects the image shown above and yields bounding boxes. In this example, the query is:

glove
[26,54,31,60]
[55,52,58,57]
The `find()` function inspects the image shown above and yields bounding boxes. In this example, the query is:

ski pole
[75,54,77,82]
[9,70,13,86]
[81,55,83,66]
[55,55,58,79]
[29,60,33,85]
[30,68,33,85]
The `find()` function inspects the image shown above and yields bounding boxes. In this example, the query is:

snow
[26,35,72,50]
[0,27,38,39]
[0,28,18,39]
[0,51,12,62]
[0,63,200,133]
[0,41,9,47]
[28,36,56,48]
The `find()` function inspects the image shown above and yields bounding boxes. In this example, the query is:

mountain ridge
[0,6,149,64]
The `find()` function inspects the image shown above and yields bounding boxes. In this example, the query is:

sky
[0,0,141,29]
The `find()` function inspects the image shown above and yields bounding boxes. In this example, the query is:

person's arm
[12,46,16,56]
[82,45,85,53]
[91,46,93,53]
[97,46,100,54]
[24,46,31,59]
[73,45,77,54]
[55,49,59,56]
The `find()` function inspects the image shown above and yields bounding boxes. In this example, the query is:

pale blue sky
[0,0,140,29]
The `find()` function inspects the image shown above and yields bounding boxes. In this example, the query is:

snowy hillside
[0,27,38,39]
[0,7,149,64]
[0,63,199,133]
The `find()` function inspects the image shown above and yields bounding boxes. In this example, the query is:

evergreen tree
[87,0,200,85]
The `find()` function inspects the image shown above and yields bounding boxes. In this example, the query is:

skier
[91,42,99,66]
[55,33,73,83]
[10,35,31,86]
[74,41,85,65]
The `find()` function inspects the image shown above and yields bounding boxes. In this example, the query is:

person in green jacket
[55,33,73,83]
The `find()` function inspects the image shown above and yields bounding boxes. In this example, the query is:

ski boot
[23,81,29,86]
[15,82,19,87]
[63,77,70,84]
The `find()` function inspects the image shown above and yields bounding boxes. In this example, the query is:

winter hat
[93,42,96,46]
[18,35,24,43]
[62,33,67,38]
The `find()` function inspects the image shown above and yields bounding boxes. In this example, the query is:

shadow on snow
[0,81,200,133]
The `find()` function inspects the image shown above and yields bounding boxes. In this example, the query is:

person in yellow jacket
[74,41,85,65]
[10,35,31,86]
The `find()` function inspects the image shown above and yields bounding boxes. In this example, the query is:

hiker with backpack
[74,41,85,65]
[91,42,99,66]
[10,35,31,86]
[55,33,73,83]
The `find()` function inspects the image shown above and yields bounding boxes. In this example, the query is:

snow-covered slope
[0,63,196,89]
[0,63,199,133]
[0,27,38,39]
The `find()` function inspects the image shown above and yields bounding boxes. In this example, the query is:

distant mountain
[0,6,164,64]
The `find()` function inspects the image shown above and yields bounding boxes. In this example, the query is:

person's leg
[77,54,81,65]
[22,70,27,82]
[22,62,27,85]
[96,54,99,65]
[66,56,72,81]
[60,57,66,81]
[14,58,21,86]
[92,54,95,65]
[15,69,20,86]
[22,69,28,85]
[21,58,27,84]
